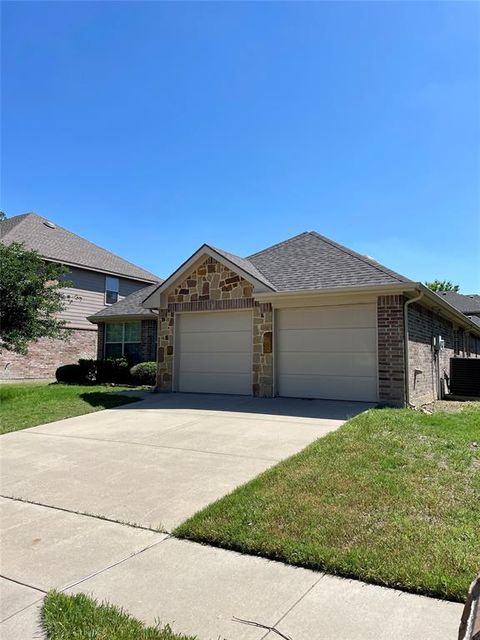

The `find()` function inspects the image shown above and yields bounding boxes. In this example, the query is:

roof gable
[142,244,274,308]
[1,212,159,283]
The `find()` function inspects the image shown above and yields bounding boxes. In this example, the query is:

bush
[97,357,132,384]
[78,359,98,382]
[55,364,82,384]
[130,361,156,385]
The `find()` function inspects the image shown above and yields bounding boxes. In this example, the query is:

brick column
[377,295,406,406]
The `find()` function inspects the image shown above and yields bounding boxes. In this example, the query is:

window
[105,276,119,304]
[105,321,142,363]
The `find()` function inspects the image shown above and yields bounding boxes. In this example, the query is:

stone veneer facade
[157,256,273,396]
[0,328,97,380]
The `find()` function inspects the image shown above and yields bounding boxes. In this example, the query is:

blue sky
[2,1,479,290]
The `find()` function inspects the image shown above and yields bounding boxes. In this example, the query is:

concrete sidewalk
[1,498,461,640]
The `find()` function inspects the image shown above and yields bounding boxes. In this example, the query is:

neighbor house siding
[59,267,149,330]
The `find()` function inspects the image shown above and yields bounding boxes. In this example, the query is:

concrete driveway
[0,393,367,531]
[0,394,462,640]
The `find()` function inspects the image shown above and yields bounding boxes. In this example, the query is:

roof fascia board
[142,245,273,309]
[44,257,158,283]
[253,282,411,301]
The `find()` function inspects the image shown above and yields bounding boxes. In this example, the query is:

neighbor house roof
[89,283,160,322]
[434,291,480,315]
[0,212,159,282]
[247,231,411,291]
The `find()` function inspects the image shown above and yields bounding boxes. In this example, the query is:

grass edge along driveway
[42,591,197,640]
[0,383,142,434]
[175,407,480,602]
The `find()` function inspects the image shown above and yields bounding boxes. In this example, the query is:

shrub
[55,364,82,384]
[97,357,132,384]
[130,361,156,385]
[78,359,98,382]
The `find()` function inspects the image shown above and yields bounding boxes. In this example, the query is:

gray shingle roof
[89,283,160,321]
[434,291,480,314]
[209,244,275,290]
[247,231,411,291]
[1,212,159,282]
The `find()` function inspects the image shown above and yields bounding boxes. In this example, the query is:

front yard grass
[42,591,197,640]
[175,407,480,601]
[0,383,142,434]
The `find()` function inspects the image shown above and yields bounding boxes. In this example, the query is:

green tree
[0,242,73,354]
[425,280,460,293]
[0,212,6,221]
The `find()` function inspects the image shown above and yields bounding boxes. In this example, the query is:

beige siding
[58,268,151,330]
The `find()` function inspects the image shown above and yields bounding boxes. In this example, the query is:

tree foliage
[425,280,460,293]
[0,242,73,354]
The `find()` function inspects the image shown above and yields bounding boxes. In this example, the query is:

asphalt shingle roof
[1,212,159,282]
[434,291,480,315]
[209,244,275,290]
[89,283,160,320]
[247,231,411,291]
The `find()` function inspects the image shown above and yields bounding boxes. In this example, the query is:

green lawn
[0,383,142,434]
[175,407,480,601]
[42,592,197,640]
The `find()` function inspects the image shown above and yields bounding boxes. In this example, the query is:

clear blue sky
[2,1,479,290]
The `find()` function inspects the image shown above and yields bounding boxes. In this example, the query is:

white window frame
[105,276,119,305]
[104,321,141,358]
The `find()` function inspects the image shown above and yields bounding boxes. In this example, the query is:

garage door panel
[278,374,377,402]
[277,305,378,402]
[179,372,251,395]
[277,351,377,377]
[177,311,252,395]
[277,305,376,330]
[279,328,376,353]
[180,311,250,332]
[180,330,251,353]
[178,351,251,374]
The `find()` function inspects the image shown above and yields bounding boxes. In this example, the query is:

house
[133,231,478,407]
[0,212,160,379]
[435,291,480,328]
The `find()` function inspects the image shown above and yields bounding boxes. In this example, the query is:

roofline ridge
[247,231,310,259]
[307,230,410,284]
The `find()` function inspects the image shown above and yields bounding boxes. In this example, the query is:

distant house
[0,212,160,380]
[435,291,480,328]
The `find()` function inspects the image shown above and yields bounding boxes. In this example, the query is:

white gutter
[403,289,424,407]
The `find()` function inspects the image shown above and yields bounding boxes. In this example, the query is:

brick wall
[0,328,97,380]
[141,319,157,362]
[377,295,406,406]
[157,256,273,397]
[407,303,467,405]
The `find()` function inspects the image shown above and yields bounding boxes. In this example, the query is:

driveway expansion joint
[0,494,167,534]
[18,430,281,463]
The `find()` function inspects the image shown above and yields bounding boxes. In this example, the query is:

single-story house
[90,231,480,406]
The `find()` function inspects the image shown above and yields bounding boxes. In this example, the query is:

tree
[0,242,73,354]
[425,280,460,293]
[0,212,6,221]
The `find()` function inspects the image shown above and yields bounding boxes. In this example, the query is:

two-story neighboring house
[0,212,160,380]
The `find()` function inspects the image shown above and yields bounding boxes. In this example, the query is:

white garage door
[176,311,252,395]
[276,304,378,402]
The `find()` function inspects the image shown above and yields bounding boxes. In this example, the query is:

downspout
[404,290,424,408]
